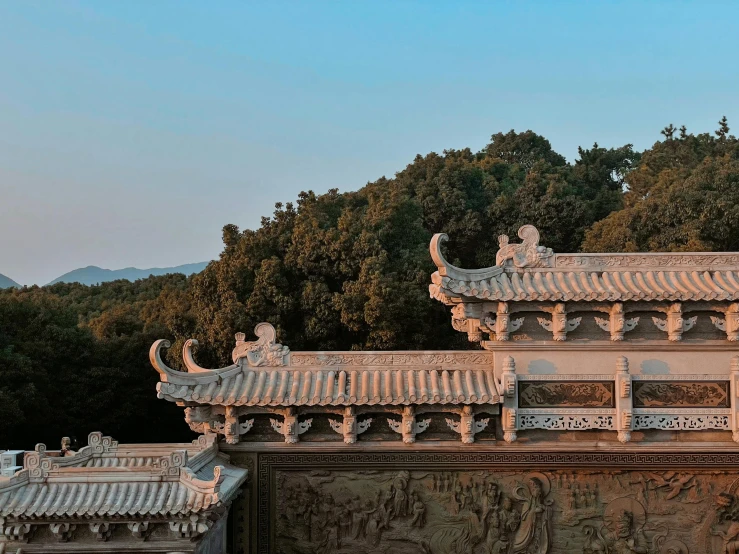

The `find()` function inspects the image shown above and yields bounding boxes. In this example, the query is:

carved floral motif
[633,382,729,408]
[519,381,615,408]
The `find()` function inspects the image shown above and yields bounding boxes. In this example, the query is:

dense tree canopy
[1,121,735,448]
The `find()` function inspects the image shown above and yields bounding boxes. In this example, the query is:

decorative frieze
[633,381,729,408]
[518,414,614,430]
[518,381,614,408]
[633,414,730,430]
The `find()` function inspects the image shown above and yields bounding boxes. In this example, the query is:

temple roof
[152,338,499,407]
[429,226,739,304]
[0,432,247,520]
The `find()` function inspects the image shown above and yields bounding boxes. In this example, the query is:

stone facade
[4,225,739,553]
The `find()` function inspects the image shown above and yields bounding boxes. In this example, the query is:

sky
[1,2,738,286]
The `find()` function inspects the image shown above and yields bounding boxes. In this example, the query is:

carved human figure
[713,492,739,553]
[393,478,409,517]
[481,482,501,522]
[512,477,551,554]
[365,511,382,547]
[410,491,426,527]
[603,510,648,554]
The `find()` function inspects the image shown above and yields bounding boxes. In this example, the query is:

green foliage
[0,122,732,447]
[583,118,739,251]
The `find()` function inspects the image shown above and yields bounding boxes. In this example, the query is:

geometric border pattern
[256,450,739,553]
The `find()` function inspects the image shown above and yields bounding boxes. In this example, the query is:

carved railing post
[731,356,739,443]
[499,356,518,442]
[615,356,633,443]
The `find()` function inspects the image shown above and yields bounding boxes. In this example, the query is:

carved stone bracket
[451,303,483,342]
[652,303,696,341]
[387,406,430,444]
[170,515,213,539]
[50,522,76,542]
[127,521,150,540]
[90,522,113,541]
[445,405,489,443]
[594,303,639,341]
[1,522,33,542]
[328,407,372,444]
[711,303,739,341]
[483,302,524,341]
[271,408,312,444]
[538,303,581,341]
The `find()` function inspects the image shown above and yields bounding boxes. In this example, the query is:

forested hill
[2,122,738,449]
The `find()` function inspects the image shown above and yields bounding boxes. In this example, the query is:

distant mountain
[0,273,21,289]
[46,262,210,286]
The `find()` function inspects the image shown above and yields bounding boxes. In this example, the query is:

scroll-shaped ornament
[232,322,290,367]
[495,225,554,268]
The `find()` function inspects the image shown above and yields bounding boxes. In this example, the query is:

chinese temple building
[4,225,739,553]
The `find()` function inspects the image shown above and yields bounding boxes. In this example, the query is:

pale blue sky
[1,1,737,285]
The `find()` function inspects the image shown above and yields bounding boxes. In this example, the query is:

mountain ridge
[46,262,210,286]
[0,273,21,289]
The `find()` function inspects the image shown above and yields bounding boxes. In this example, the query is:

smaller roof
[151,327,499,408]
[429,226,739,304]
[0,432,247,521]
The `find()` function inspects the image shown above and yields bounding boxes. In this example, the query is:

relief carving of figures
[272,468,739,554]
[511,474,552,554]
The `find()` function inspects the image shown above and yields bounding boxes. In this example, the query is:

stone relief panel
[519,382,615,408]
[633,382,730,408]
[271,466,739,554]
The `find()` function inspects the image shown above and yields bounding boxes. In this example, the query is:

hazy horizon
[1,1,738,285]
